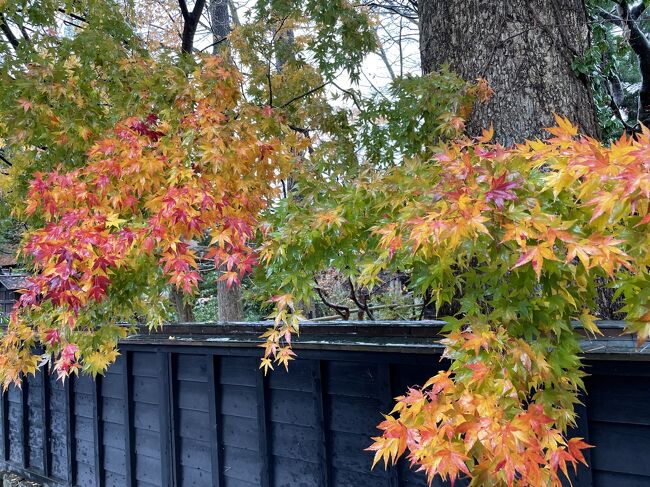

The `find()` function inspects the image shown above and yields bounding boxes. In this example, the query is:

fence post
[1,388,8,463]
[158,351,177,486]
[64,377,75,487]
[256,364,271,487]
[312,360,330,487]
[41,372,50,477]
[206,354,222,487]
[123,352,135,487]
[20,380,28,469]
[92,375,104,487]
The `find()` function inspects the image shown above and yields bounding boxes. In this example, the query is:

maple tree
[258,116,649,485]
[1,1,650,486]
[0,55,303,383]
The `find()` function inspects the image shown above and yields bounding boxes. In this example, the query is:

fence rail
[0,321,648,487]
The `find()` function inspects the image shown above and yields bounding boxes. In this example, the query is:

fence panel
[0,322,648,487]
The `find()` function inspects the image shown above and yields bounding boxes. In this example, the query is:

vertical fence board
[158,351,176,487]
[312,360,331,487]
[123,352,135,487]
[1,389,7,463]
[206,354,222,487]
[65,377,75,487]
[20,379,28,469]
[92,375,103,487]
[378,363,400,487]
[568,396,593,487]
[256,366,271,487]
[41,371,50,477]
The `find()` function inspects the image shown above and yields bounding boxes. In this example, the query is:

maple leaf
[270,294,294,312]
[218,271,240,289]
[485,173,519,209]
[546,115,578,139]
[17,99,32,112]
[567,437,592,467]
[512,244,557,279]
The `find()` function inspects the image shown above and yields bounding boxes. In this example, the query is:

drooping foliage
[259,118,649,484]
[1,1,650,486]
[0,0,148,213]
[0,55,302,383]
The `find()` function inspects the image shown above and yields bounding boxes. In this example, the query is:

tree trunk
[208,0,230,54]
[206,1,245,321]
[419,0,599,144]
[171,287,194,322]
[217,266,244,321]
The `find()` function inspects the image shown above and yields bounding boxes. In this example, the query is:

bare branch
[348,277,374,320]
[278,82,329,109]
[0,14,20,49]
[314,278,350,320]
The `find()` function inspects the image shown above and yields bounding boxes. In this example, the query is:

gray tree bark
[419,0,599,144]
[216,267,244,321]
[208,0,230,54]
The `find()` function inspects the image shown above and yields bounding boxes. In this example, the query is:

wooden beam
[41,372,50,477]
[568,394,593,487]
[20,380,28,469]
[1,386,8,463]
[312,360,331,487]
[206,354,222,487]
[256,364,271,487]
[123,353,135,487]
[92,375,103,487]
[378,363,400,487]
[64,377,75,487]
[158,351,178,486]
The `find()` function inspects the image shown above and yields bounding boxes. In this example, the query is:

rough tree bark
[208,0,230,53]
[419,0,599,144]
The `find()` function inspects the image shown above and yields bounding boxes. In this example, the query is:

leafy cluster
[260,118,649,484]
[2,2,650,486]
[0,56,302,384]
[369,325,591,486]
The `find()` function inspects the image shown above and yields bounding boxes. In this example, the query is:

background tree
[418,0,600,144]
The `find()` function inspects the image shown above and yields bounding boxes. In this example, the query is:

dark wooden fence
[0,321,649,487]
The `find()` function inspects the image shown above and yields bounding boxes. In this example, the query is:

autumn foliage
[357,119,649,485]
[368,325,591,486]
[0,56,302,384]
[251,116,649,485]
[1,51,649,486]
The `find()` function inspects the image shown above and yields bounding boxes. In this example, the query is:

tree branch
[0,151,12,167]
[278,82,329,109]
[0,14,20,49]
[348,277,374,320]
[180,0,206,53]
[179,0,190,20]
[314,277,350,320]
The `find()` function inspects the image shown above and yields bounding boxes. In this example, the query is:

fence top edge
[116,320,649,358]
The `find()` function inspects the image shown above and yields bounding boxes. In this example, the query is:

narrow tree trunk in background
[217,266,244,321]
[172,287,194,322]
[207,0,245,321]
[419,0,599,144]
[208,0,230,53]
